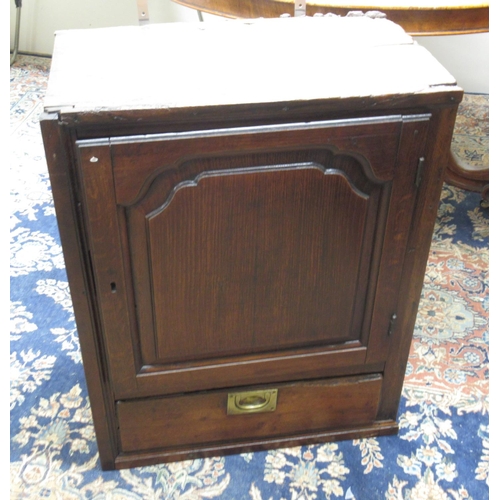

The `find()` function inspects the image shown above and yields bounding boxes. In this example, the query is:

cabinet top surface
[44,16,460,117]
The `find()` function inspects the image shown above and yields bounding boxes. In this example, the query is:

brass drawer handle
[227,389,278,415]
[237,394,269,410]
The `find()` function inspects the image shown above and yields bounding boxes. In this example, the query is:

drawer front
[117,374,382,453]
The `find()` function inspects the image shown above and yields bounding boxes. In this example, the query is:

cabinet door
[76,115,429,399]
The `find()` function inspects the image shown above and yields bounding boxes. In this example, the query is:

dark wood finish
[366,116,430,363]
[77,117,414,400]
[171,0,489,36]
[143,166,372,360]
[377,105,460,420]
[40,115,119,470]
[114,420,399,469]
[117,375,383,453]
[40,16,462,469]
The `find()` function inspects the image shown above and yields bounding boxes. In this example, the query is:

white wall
[8,0,214,55]
[417,34,489,94]
[10,0,489,93]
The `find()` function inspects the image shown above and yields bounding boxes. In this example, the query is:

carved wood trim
[147,161,370,220]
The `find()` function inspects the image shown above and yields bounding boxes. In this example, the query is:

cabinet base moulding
[114,421,399,469]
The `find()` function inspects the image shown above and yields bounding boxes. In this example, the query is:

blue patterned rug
[10,55,489,499]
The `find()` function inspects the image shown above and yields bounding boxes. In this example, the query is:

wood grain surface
[44,16,457,116]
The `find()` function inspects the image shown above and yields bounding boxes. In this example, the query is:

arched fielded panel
[129,153,381,365]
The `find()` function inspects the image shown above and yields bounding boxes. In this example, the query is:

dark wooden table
[171,0,489,198]
[171,0,489,36]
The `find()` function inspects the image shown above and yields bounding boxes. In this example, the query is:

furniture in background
[447,143,489,202]
[41,15,461,470]
[171,0,489,35]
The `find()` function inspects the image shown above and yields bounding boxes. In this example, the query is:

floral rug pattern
[10,56,489,499]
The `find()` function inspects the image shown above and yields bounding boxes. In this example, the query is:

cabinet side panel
[40,114,119,470]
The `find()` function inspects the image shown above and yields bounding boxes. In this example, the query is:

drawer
[117,374,383,453]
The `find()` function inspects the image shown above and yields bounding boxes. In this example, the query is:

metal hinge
[388,313,397,336]
[415,157,425,187]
